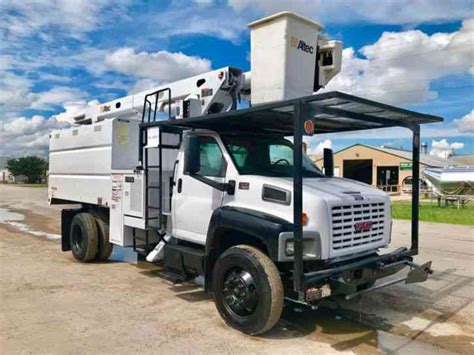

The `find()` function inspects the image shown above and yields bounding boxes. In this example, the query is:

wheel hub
[72,225,84,251]
[222,269,258,316]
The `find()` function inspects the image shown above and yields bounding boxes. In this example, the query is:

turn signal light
[301,213,309,226]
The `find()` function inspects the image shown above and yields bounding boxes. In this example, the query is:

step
[134,242,158,252]
[158,270,193,284]
[134,246,149,256]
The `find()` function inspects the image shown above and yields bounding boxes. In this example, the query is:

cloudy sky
[0,0,473,158]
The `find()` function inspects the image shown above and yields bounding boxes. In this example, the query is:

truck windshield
[222,135,324,177]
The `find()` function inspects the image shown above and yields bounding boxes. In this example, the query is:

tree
[6,156,48,183]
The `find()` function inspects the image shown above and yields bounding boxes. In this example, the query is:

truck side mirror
[323,148,334,177]
[184,136,200,174]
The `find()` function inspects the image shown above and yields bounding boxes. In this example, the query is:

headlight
[285,240,294,256]
[285,239,318,258]
[278,232,320,261]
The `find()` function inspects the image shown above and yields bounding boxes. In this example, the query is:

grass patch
[391,200,474,225]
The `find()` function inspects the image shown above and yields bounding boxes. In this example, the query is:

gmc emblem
[354,221,373,232]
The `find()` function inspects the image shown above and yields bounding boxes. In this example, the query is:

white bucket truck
[49,12,437,334]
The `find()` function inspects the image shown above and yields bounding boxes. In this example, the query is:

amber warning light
[304,119,314,136]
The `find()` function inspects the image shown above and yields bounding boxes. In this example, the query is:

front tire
[70,213,98,262]
[212,245,283,335]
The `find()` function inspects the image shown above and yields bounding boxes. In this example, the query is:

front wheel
[212,245,284,335]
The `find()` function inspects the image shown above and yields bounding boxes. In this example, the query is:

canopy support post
[293,101,305,300]
[410,124,420,255]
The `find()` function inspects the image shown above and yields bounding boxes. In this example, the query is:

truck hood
[268,176,388,201]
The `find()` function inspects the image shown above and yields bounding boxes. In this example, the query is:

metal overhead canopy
[140,90,443,300]
[151,91,443,134]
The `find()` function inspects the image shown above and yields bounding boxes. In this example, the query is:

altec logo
[290,36,314,54]
[354,221,374,232]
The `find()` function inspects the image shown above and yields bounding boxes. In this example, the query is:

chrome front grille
[331,202,386,251]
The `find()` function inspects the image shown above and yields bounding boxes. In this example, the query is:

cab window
[197,136,226,177]
[222,135,323,177]
[269,144,293,165]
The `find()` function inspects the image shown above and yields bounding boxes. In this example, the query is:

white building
[0,156,14,183]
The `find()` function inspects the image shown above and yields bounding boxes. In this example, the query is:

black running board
[163,243,205,277]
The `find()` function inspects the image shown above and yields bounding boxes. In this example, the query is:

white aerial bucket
[249,12,324,105]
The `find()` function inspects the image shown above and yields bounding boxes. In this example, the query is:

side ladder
[133,88,181,254]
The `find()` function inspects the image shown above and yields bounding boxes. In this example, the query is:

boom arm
[73,67,245,124]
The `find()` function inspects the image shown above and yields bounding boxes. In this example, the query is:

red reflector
[304,120,314,135]
[301,213,309,226]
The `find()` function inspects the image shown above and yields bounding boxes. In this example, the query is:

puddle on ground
[0,208,25,222]
[0,208,60,240]
[402,316,469,337]
[277,304,452,354]
[376,330,451,354]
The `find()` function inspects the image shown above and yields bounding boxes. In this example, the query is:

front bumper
[343,260,432,300]
[301,247,433,302]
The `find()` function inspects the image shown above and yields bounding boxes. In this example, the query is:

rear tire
[94,217,113,261]
[70,213,98,262]
[212,245,283,335]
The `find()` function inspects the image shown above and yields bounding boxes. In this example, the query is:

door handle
[172,160,179,186]
[177,178,182,193]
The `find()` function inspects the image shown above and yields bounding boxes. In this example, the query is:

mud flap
[406,261,433,284]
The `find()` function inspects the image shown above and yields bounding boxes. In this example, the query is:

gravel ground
[1,185,473,354]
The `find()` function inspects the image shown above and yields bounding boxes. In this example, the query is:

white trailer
[49,12,437,335]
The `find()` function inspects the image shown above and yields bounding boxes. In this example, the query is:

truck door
[172,135,226,244]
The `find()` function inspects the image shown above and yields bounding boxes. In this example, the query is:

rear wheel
[212,245,283,335]
[94,217,113,261]
[70,213,98,262]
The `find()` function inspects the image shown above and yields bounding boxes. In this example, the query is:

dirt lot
[1,185,473,354]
